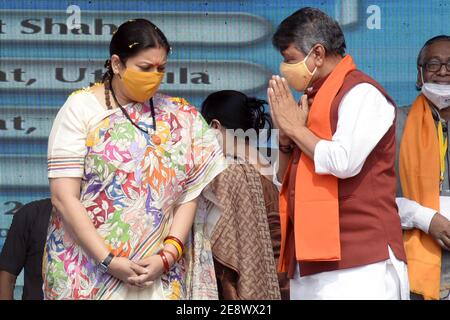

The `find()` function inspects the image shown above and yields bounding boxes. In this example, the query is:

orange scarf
[399,94,442,300]
[278,55,357,271]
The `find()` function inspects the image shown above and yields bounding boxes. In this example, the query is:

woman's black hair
[102,19,171,82]
[201,90,272,140]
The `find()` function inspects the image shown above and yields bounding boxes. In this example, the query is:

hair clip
[129,42,139,48]
[104,59,112,68]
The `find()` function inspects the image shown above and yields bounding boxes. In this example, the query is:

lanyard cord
[447,142,450,192]
[438,120,448,191]
[109,83,156,134]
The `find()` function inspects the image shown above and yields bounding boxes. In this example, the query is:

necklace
[107,80,161,145]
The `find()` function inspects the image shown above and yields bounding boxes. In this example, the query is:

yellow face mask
[279,48,316,92]
[122,68,164,103]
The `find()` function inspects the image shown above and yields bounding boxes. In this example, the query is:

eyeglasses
[423,60,450,72]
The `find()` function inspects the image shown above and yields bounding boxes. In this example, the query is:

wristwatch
[98,252,115,274]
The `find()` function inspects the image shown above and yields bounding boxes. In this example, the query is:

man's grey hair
[272,7,346,57]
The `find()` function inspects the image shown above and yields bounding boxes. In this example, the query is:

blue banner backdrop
[0,0,449,298]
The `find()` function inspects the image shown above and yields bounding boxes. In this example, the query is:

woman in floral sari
[43,19,225,300]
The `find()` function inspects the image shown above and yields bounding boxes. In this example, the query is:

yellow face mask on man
[279,48,316,92]
[122,68,164,103]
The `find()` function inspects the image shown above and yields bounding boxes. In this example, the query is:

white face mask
[421,68,450,110]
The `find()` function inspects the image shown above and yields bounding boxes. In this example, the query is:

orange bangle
[164,235,184,251]
[164,239,182,259]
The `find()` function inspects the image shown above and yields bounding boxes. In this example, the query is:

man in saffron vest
[268,7,408,300]
[396,35,450,300]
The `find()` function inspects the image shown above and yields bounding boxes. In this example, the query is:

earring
[114,66,122,78]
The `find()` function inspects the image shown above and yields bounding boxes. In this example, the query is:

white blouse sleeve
[47,92,90,178]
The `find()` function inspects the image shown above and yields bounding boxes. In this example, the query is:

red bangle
[164,235,184,252]
[158,251,170,272]
[162,249,177,264]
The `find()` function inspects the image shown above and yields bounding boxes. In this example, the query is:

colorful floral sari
[44,90,225,299]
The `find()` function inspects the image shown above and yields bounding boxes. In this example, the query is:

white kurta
[396,197,437,233]
[289,83,409,300]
